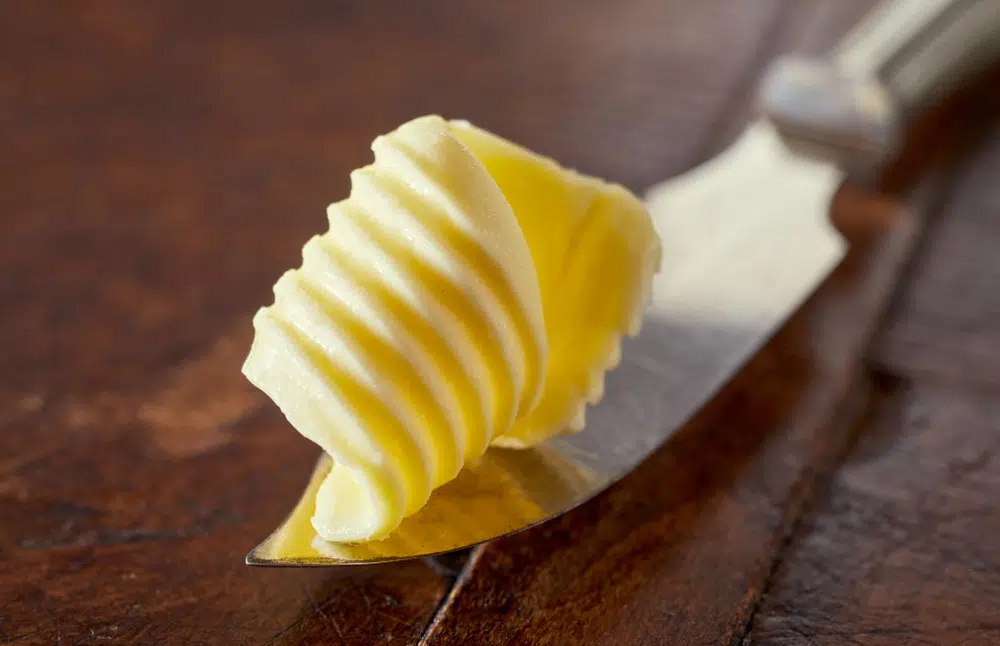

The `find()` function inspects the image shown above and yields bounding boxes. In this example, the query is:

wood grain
[748,382,1000,645]
[4,0,996,643]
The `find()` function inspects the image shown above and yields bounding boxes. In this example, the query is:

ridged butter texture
[243,115,661,542]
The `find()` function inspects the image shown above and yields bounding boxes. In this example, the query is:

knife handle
[759,0,1000,169]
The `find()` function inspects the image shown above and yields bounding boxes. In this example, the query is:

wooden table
[3,2,999,644]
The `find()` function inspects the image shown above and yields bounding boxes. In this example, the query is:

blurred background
[1,0,881,399]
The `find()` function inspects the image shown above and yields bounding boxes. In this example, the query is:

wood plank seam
[729,114,990,643]
[418,546,488,645]
[731,371,902,646]
[731,188,966,645]
[744,375,1000,643]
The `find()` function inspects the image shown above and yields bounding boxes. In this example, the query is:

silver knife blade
[249,0,1000,566]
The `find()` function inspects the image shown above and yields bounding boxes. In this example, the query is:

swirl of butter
[243,115,660,542]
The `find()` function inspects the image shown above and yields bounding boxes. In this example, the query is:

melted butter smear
[243,115,660,543]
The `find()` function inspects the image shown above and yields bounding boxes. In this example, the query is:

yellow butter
[243,115,661,542]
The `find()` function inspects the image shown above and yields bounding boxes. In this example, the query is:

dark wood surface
[748,110,1000,645]
[3,1,999,644]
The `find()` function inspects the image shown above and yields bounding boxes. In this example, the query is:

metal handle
[759,0,1000,168]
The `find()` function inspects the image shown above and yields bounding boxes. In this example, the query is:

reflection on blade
[248,445,604,565]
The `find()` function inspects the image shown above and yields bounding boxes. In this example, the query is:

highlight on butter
[242,115,662,543]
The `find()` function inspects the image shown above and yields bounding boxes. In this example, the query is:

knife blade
[248,0,1000,566]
